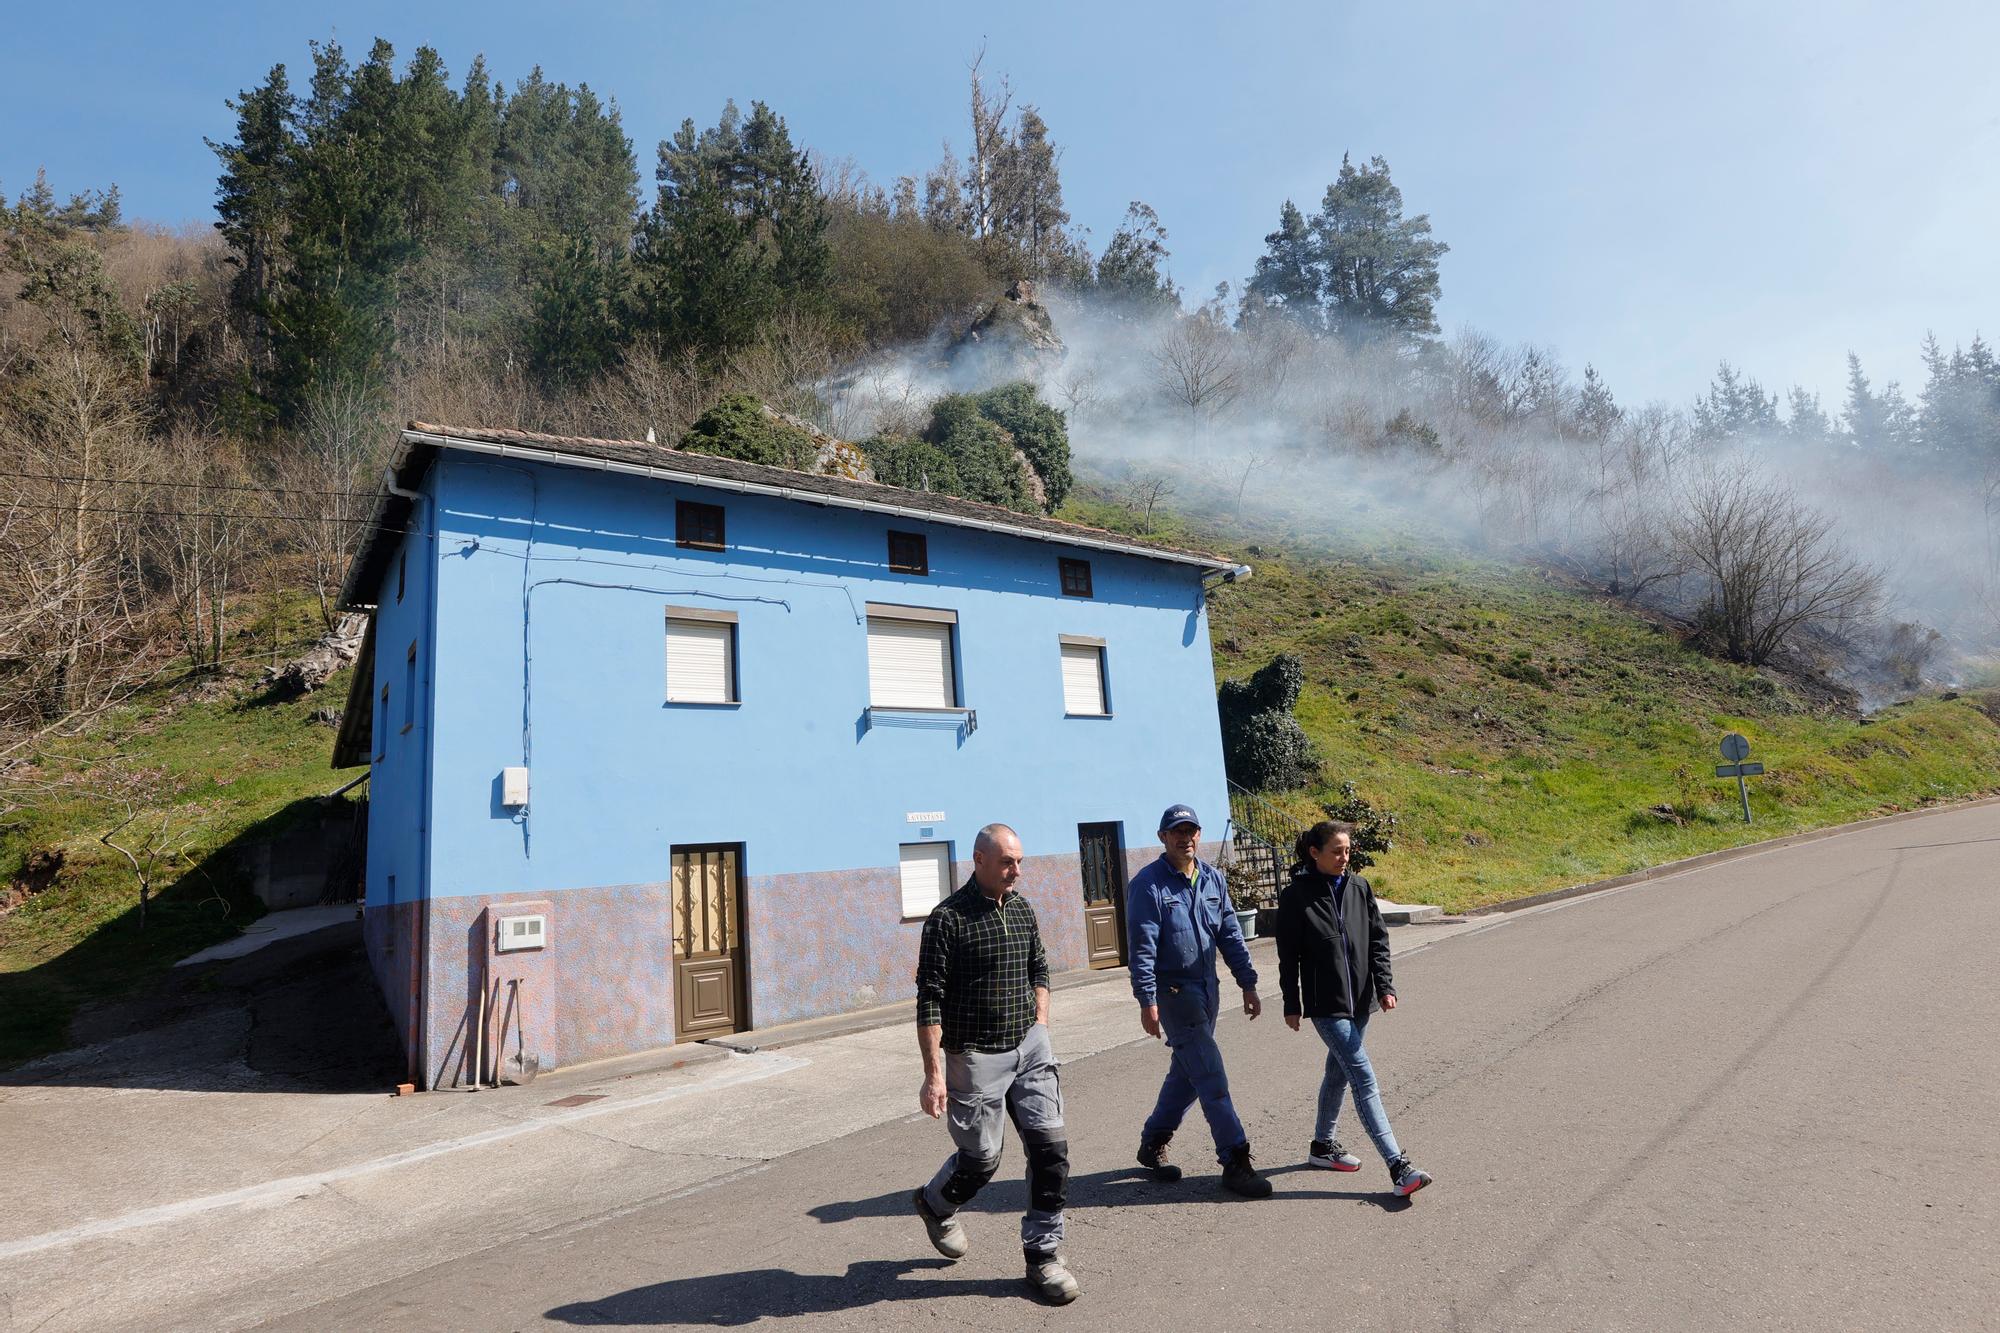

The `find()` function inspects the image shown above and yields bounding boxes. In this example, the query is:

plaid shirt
[915,879,1050,1053]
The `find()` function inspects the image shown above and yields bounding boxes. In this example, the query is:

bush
[1318,782,1399,870]
[862,435,962,495]
[680,393,818,469]
[1219,653,1319,791]
[925,394,1033,511]
[974,382,1073,508]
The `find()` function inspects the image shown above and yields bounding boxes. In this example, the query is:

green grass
[0,596,366,1065]
[1184,521,2000,912]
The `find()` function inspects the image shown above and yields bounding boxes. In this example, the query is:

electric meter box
[496,913,547,952]
[501,766,530,807]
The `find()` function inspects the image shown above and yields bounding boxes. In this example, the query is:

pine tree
[1574,363,1621,439]
[1306,154,1447,344]
[1093,201,1177,311]
[1242,200,1319,330]
[1693,362,1778,442]
[1843,352,1888,451]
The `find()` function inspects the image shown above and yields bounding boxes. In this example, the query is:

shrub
[861,435,962,495]
[679,393,817,469]
[1219,653,1319,791]
[974,381,1073,508]
[925,393,1034,511]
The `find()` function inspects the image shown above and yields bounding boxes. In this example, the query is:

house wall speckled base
[374,843,1171,1087]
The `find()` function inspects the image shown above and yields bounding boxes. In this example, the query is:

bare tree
[100,803,199,930]
[1124,473,1177,532]
[145,432,255,670]
[274,380,383,628]
[1152,313,1242,440]
[1667,461,1882,664]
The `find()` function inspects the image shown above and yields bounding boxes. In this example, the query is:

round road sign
[1721,733,1751,762]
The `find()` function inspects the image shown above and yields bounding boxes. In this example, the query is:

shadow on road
[810,1164,1408,1224]
[546,1258,1026,1325]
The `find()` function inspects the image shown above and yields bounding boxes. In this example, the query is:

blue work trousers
[1142,979,1247,1162]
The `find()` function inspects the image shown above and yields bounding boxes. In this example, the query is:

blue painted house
[334,423,1248,1088]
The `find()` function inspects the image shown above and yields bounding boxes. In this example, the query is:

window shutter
[666,619,734,702]
[1060,642,1106,715]
[900,842,951,918]
[867,618,955,707]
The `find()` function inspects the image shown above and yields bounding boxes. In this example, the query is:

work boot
[1220,1143,1272,1198]
[912,1187,968,1259]
[1025,1249,1081,1304]
[1308,1138,1362,1172]
[1136,1133,1183,1182]
[1389,1156,1433,1198]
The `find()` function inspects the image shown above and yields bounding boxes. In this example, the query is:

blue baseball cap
[1158,804,1201,833]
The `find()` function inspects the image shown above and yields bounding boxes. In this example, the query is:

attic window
[677,500,725,551]
[1059,557,1093,598]
[888,530,929,576]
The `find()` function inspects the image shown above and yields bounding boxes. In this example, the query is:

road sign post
[1715,733,1761,822]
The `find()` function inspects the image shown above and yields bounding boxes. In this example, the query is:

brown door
[671,844,747,1040]
[1079,822,1127,969]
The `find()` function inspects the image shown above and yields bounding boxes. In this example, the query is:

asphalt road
[250,801,2000,1332]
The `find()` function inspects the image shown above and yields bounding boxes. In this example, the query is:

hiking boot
[913,1187,968,1259]
[1137,1133,1183,1182]
[1390,1156,1432,1198]
[1220,1144,1272,1198]
[1025,1250,1081,1304]
[1309,1138,1362,1172]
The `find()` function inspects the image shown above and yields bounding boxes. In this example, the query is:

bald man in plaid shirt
[911,823,1078,1305]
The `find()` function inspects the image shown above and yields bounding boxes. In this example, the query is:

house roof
[337,422,1241,611]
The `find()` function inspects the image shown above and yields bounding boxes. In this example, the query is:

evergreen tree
[1093,201,1178,311]
[1783,386,1834,446]
[1692,361,1778,442]
[1242,200,1319,330]
[989,106,1075,278]
[1843,352,1889,451]
[630,99,829,361]
[1574,363,1621,439]
[972,382,1071,507]
[1306,154,1447,344]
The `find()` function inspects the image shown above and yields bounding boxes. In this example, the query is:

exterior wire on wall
[516,577,792,856]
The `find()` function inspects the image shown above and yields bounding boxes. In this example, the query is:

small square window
[677,500,726,551]
[1059,557,1093,598]
[888,530,929,576]
[666,609,739,704]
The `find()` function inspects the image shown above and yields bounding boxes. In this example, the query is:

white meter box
[496,913,547,952]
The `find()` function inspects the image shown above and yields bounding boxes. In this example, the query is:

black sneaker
[1389,1156,1432,1198]
[1137,1134,1183,1182]
[1308,1139,1362,1172]
[1220,1144,1272,1198]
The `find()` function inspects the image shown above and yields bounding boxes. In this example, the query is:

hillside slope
[1181,517,2000,910]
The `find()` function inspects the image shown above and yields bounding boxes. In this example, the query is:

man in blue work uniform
[1126,804,1272,1198]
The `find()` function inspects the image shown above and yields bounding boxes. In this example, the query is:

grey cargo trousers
[922,1022,1068,1255]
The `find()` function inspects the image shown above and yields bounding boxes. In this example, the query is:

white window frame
[865,603,961,710]
[1059,634,1109,716]
[899,841,954,919]
[665,606,740,705]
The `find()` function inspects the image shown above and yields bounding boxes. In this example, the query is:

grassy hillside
[1063,493,2000,912]
[0,606,364,1065]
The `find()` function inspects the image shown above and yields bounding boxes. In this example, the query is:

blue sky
[5,0,1993,409]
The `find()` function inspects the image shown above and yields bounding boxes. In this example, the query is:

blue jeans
[1143,980,1247,1162]
[1311,1016,1402,1166]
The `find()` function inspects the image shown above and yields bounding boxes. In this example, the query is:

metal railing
[1225,779,1315,906]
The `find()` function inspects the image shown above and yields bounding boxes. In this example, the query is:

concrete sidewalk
[0,918,1480,1331]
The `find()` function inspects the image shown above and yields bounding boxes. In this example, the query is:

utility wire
[0,467,376,498]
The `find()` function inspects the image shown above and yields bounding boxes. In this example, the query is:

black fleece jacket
[1276,866,1395,1021]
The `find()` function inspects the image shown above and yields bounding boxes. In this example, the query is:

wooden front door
[1079,822,1127,969]
[671,844,746,1040]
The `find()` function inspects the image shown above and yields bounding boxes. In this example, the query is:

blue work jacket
[1126,854,1259,1007]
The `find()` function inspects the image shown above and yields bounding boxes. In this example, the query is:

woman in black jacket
[1276,820,1432,1197]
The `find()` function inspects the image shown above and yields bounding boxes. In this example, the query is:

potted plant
[1224,858,1268,939]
